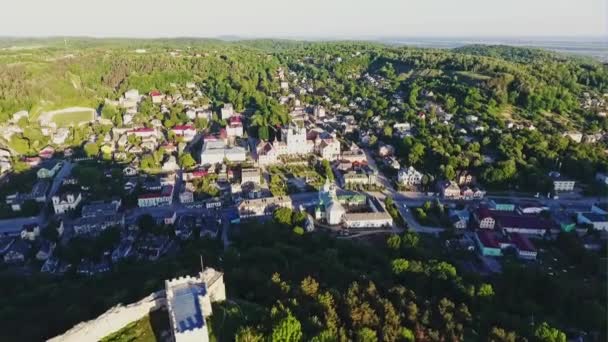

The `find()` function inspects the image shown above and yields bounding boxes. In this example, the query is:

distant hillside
[453,44,561,63]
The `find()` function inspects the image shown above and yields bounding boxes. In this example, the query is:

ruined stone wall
[48,291,166,342]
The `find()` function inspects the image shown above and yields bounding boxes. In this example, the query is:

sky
[0,0,606,38]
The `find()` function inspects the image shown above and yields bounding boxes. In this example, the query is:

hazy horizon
[1,0,605,38]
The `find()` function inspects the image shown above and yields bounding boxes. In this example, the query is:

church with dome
[315,178,394,229]
[315,178,345,225]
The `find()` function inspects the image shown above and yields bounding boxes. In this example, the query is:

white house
[162,156,180,172]
[52,192,82,215]
[316,139,341,161]
[20,224,40,241]
[553,178,576,192]
[200,140,247,165]
[398,166,423,186]
[138,185,174,208]
[256,141,279,166]
[220,103,235,120]
[226,117,244,138]
[149,90,164,104]
[52,128,70,145]
[171,125,197,142]
[238,196,292,218]
[313,105,326,118]
[241,168,261,185]
[128,127,157,139]
[343,212,393,228]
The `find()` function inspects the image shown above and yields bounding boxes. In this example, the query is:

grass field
[101,309,169,342]
[50,110,94,126]
[454,70,492,83]
[100,300,264,342]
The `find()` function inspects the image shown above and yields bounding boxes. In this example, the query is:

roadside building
[509,233,537,260]
[343,212,393,229]
[438,180,461,199]
[238,196,292,219]
[128,127,157,139]
[553,177,576,192]
[240,168,261,185]
[73,214,125,236]
[488,199,516,212]
[343,167,377,187]
[474,230,502,257]
[138,185,174,208]
[460,186,485,200]
[474,207,495,229]
[397,166,423,186]
[577,212,608,231]
[494,214,554,236]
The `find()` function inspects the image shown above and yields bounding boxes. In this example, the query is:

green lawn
[51,110,95,126]
[100,301,264,342]
[454,70,492,81]
[101,309,170,342]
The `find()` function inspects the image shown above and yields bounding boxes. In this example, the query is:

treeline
[222,219,606,341]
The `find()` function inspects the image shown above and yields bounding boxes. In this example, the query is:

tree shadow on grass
[149,309,171,342]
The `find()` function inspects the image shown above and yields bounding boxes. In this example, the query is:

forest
[0,214,605,341]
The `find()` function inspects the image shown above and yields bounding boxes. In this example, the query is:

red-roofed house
[171,125,196,142]
[474,230,501,256]
[149,90,164,104]
[39,146,55,159]
[509,233,537,260]
[137,185,174,208]
[183,170,209,181]
[24,156,42,167]
[128,127,157,138]
[203,134,218,142]
[161,142,177,153]
[494,214,554,236]
[226,117,243,138]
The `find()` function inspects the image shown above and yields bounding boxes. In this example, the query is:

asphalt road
[0,216,41,235]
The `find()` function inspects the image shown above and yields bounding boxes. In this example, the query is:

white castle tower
[165,263,226,342]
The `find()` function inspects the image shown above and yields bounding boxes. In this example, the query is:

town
[0,39,606,342]
[1,77,606,278]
